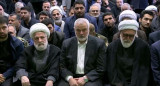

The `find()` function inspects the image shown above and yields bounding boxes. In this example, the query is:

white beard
[54,18,62,23]
[120,35,135,48]
[34,41,48,51]
[76,34,88,42]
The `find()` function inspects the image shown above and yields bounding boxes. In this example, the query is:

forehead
[117,0,123,2]
[75,22,88,29]
[43,2,50,5]
[104,15,113,19]
[8,26,15,31]
[74,4,84,8]
[142,14,153,19]
[40,14,48,17]
[121,29,136,34]
[34,32,46,37]
[97,0,101,2]
[90,6,99,10]
[9,15,17,19]
[52,10,60,14]
[21,9,29,12]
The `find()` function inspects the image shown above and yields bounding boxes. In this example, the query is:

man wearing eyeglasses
[106,20,150,86]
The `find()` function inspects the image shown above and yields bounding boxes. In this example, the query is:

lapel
[84,36,92,66]
[72,37,78,72]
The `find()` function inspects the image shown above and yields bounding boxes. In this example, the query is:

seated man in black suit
[58,18,106,86]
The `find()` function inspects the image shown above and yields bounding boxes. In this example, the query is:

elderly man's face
[52,10,62,23]
[8,26,16,37]
[74,22,89,43]
[0,23,8,42]
[42,2,50,11]
[33,32,48,51]
[8,15,20,29]
[89,6,100,17]
[120,29,136,48]
[74,4,85,18]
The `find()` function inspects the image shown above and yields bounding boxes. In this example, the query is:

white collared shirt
[76,40,87,74]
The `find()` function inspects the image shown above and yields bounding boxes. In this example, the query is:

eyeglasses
[122,33,135,38]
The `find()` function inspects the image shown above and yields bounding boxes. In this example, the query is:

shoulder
[20,26,29,31]
[151,40,160,49]
[10,35,23,46]
[85,14,96,21]
[134,38,149,48]
[63,37,76,45]
[49,44,61,51]
[65,16,75,22]
[88,35,105,46]
[150,31,160,37]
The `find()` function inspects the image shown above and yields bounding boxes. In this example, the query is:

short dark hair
[9,13,21,21]
[102,12,115,21]
[43,1,50,4]
[0,16,8,25]
[140,10,154,18]
[37,11,51,19]
[41,18,54,26]
[21,6,31,12]
[73,0,85,7]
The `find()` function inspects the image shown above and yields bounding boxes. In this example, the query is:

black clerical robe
[15,44,60,86]
[106,38,150,86]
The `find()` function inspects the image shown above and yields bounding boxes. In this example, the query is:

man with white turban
[15,23,60,86]
[106,20,150,86]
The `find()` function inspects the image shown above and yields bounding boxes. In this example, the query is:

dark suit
[151,40,160,85]
[59,35,106,86]
[149,30,160,45]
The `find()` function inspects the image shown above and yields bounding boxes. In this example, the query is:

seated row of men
[0,15,156,86]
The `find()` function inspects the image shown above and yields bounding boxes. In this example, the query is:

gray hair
[74,18,90,30]
[15,2,24,9]
[89,3,101,11]
[121,3,131,10]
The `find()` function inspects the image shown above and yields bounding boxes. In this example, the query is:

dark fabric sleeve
[60,41,74,80]
[3,40,24,79]
[85,41,106,81]
[151,43,160,85]
[45,47,60,82]
[63,18,71,39]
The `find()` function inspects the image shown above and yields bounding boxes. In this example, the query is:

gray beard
[120,35,135,48]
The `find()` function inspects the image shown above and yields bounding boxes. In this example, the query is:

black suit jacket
[149,30,160,45]
[60,35,106,81]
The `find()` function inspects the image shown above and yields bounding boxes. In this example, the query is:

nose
[9,20,12,24]
[80,31,84,35]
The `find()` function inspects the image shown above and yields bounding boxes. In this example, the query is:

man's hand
[45,80,53,86]
[21,76,30,86]
[0,74,5,83]
[69,77,78,86]
[77,77,86,86]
